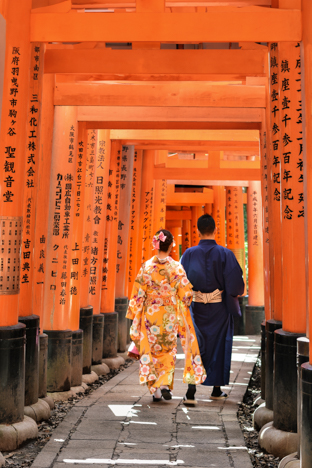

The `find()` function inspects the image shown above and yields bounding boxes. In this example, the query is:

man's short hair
[197,214,215,236]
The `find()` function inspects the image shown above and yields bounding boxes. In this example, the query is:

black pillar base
[38,333,48,398]
[18,315,40,407]
[265,319,282,410]
[261,320,266,400]
[79,306,93,374]
[92,314,104,365]
[115,296,128,353]
[71,329,83,387]
[273,329,305,432]
[297,337,309,456]
[234,295,248,335]
[44,329,72,392]
[300,361,312,466]
[0,323,26,424]
[244,305,265,335]
[102,312,118,358]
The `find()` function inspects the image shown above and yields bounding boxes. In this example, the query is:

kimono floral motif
[126,255,206,394]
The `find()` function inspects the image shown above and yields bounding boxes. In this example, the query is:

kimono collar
[152,255,173,264]
[199,239,217,245]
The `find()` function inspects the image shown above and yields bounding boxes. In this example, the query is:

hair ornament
[152,231,167,250]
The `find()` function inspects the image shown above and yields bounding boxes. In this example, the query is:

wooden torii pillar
[300,2,312,464]
[0,0,33,432]
[43,106,78,393]
[115,145,134,353]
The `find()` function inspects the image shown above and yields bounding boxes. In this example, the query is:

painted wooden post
[79,129,97,374]
[69,122,87,385]
[18,43,44,408]
[32,73,55,399]
[171,226,181,261]
[226,187,246,286]
[247,181,264,307]
[260,127,271,321]
[87,129,111,365]
[115,145,134,352]
[191,206,203,247]
[128,149,143,298]
[300,3,312,464]
[182,219,191,254]
[212,186,226,247]
[101,140,121,358]
[267,41,306,441]
[42,106,78,392]
[268,42,283,323]
[139,150,155,264]
[0,0,32,426]
[153,178,167,231]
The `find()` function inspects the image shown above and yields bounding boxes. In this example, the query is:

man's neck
[199,235,215,241]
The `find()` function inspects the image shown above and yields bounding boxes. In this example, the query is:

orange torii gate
[1,2,312,467]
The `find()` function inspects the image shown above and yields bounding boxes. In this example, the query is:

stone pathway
[31,336,260,468]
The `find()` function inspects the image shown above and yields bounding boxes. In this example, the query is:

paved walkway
[31,336,260,468]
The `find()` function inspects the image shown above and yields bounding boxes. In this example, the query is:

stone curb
[24,398,51,422]
[0,452,4,467]
[91,362,110,376]
[102,355,125,370]
[253,402,274,431]
[0,416,38,451]
[82,370,99,385]
[47,382,89,402]
[259,421,298,459]
[278,452,299,468]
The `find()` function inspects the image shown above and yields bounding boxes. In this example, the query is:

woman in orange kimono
[126,229,206,402]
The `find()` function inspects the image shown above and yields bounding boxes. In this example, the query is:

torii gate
[0,2,311,468]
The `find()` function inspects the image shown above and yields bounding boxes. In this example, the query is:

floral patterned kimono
[126,255,206,394]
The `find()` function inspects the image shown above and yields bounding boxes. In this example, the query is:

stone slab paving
[31,335,260,468]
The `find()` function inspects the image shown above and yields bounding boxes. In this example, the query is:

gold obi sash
[193,289,223,304]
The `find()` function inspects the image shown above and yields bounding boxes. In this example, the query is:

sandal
[152,395,162,402]
[210,391,228,400]
[161,388,172,400]
[183,384,197,407]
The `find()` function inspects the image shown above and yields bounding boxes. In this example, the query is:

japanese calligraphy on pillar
[89,135,107,298]
[251,190,260,246]
[116,145,134,296]
[279,42,303,221]
[102,145,121,291]
[116,146,129,275]
[0,217,22,293]
[81,131,96,286]
[128,149,142,287]
[226,187,245,270]
[70,133,86,302]
[142,189,152,263]
[261,131,270,245]
[159,179,167,229]
[270,43,282,205]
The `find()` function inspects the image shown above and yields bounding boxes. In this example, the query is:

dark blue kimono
[181,240,244,386]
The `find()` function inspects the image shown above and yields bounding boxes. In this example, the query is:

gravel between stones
[2,356,280,468]
[237,357,280,468]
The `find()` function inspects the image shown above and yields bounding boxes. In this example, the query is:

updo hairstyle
[155,229,174,252]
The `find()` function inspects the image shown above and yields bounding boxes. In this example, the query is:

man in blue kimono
[181,213,244,403]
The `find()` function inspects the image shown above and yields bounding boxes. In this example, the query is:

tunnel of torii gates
[1,0,312,465]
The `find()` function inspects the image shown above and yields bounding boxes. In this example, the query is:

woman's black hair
[154,229,174,252]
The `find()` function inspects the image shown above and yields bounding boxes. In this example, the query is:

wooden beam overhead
[125,140,260,153]
[30,8,301,43]
[44,49,268,75]
[72,1,272,6]
[78,106,264,123]
[85,121,261,130]
[153,166,261,180]
[54,82,265,107]
[110,129,259,141]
